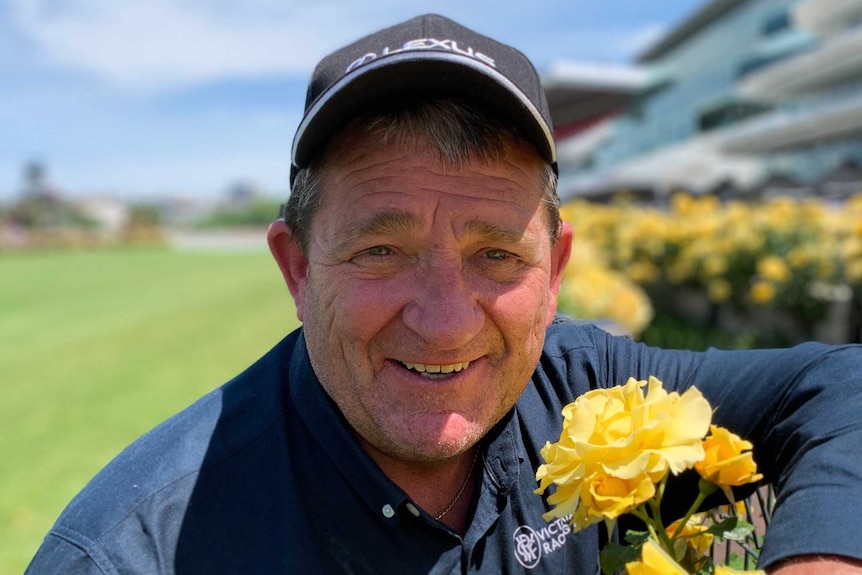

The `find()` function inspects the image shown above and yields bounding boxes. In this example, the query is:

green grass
[0,246,299,573]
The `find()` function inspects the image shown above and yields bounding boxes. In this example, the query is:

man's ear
[267,220,309,322]
[546,220,573,325]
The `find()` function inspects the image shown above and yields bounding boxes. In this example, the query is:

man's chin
[380,414,487,461]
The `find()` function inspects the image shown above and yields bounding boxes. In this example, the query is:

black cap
[291,14,555,182]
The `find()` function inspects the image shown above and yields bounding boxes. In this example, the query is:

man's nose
[401,260,484,349]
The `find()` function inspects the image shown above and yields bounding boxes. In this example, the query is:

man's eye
[485,249,513,260]
[359,245,395,257]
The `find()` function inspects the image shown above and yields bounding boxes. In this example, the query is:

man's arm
[26,532,111,575]
[590,330,862,571]
[680,344,862,572]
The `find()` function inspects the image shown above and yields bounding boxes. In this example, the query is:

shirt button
[382,504,395,518]
[405,503,420,517]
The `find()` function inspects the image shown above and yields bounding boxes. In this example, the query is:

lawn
[0,246,299,573]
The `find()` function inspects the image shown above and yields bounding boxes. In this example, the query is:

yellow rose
[702,255,728,278]
[757,255,791,283]
[567,470,656,530]
[625,539,688,575]
[707,278,732,304]
[666,513,713,560]
[847,259,862,283]
[749,280,775,304]
[536,377,712,528]
[628,260,662,284]
[695,425,763,489]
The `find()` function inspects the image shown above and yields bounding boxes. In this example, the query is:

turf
[0,246,299,573]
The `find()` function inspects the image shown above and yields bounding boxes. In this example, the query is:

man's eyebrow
[334,209,420,252]
[356,210,420,236]
[333,211,537,253]
[465,218,532,244]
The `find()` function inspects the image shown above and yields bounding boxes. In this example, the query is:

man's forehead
[319,136,545,196]
[317,172,546,227]
[346,208,537,239]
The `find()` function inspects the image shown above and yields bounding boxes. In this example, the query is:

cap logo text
[346,38,496,73]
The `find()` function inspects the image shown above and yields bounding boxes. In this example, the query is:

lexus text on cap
[290,13,556,182]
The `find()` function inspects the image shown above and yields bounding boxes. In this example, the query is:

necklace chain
[434,450,479,520]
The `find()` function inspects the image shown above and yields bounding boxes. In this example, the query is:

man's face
[272,132,571,464]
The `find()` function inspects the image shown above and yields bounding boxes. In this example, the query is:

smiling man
[268,108,569,536]
[27,14,862,575]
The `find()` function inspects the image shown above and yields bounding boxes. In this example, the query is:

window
[762,10,790,36]
[698,100,772,132]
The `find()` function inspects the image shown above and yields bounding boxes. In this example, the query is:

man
[27,14,862,574]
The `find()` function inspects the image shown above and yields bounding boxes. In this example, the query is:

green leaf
[624,530,650,546]
[706,516,756,541]
[599,542,642,575]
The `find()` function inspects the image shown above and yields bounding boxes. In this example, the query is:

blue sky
[0,0,706,202]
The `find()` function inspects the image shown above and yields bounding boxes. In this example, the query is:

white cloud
[9,0,389,92]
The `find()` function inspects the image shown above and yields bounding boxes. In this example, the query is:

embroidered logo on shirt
[512,515,572,569]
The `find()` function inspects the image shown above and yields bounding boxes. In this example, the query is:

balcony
[737,25,862,98]
[719,91,862,153]
[542,62,656,128]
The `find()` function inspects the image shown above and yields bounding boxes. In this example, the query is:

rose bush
[556,237,654,337]
[557,194,862,343]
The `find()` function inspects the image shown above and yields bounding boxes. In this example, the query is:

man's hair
[283,99,561,253]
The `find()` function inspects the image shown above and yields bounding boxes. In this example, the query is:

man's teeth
[402,361,470,374]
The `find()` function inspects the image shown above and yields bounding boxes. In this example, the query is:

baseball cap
[290,14,556,182]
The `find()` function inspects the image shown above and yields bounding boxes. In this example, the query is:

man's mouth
[400,361,471,379]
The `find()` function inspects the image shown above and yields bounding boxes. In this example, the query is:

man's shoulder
[524,321,605,403]
[541,318,615,357]
[526,319,639,407]
[44,332,301,557]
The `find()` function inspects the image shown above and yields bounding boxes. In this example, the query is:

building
[549,0,862,202]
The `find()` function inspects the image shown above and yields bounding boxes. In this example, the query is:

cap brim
[291,51,556,171]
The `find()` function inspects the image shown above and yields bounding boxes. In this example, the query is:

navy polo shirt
[26,324,862,573]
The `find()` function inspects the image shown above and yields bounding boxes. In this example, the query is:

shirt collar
[288,330,411,526]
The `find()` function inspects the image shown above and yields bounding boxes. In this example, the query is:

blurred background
[2,0,862,571]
